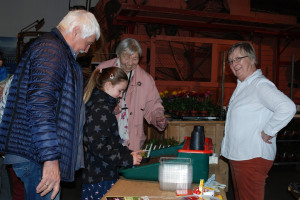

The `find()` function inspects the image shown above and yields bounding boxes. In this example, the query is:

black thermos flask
[190,125,205,150]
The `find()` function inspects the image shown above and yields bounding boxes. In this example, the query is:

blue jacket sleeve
[27,43,66,162]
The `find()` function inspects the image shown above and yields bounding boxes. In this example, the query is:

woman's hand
[261,131,274,144]
[131,150,143,165]
[156,116,168,130]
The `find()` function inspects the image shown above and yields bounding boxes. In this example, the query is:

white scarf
[117,59,134,146]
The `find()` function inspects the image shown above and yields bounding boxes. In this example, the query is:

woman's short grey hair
[116,38,142,57]
[57,10,100,40]
[228,42,257,65]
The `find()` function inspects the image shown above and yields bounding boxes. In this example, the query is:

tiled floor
[61,165,300,200]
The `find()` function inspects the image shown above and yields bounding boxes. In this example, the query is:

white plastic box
[158,157,193,191]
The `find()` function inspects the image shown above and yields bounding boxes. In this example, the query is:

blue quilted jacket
[0,28,84,182]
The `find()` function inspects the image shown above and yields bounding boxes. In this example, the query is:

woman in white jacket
[221,42,296,200]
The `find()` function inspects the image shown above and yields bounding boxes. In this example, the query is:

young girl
[81,67,143,200]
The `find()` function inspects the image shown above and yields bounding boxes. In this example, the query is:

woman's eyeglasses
[228,56,248,65]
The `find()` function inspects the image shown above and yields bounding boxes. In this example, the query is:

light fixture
[17,18,46,62]
[20,18,45,32]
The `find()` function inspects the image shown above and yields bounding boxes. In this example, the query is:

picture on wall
[0,37,18,74]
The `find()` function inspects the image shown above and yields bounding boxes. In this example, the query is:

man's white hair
[57,9,100,40]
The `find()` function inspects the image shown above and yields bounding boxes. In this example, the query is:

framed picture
[0,37,17,74]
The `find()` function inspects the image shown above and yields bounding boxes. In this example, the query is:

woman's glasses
[228,56,248,65]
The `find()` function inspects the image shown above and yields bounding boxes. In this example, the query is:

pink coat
[97,58,165,150]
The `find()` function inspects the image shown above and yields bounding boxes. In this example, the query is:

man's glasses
[228,56,248,65]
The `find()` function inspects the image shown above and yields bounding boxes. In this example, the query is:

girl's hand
[131,150,143,165]
[114,105,122,115]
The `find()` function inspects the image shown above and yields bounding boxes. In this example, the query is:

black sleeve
[84,103,133,168]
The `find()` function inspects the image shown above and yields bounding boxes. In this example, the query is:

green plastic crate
[119,143,184,181]
[119,138,212,183]
[177,152,209,182]
[178,137,213,182]
[119,162,160,181]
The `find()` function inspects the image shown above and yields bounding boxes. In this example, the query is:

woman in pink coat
[97,38,168,151]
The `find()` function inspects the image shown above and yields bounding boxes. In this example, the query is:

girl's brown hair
[83,66,128,103]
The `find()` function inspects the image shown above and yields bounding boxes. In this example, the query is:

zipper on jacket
[5,55,31,150]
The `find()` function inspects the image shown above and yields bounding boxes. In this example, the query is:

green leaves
[143,138,179,150]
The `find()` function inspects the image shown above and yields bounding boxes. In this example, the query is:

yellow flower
[159,92,164,98]
[171,91,177,95]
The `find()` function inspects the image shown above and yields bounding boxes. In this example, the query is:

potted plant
[159,90,221,118]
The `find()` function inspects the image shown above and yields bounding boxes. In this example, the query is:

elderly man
[0,10,100,200]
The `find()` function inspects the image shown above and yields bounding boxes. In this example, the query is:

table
[102,160,228,200]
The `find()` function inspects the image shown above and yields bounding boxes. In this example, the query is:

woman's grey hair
[57,10,100,40]
[228,42,257,65]
[116,38,142,57]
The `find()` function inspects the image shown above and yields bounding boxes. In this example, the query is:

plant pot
[190,110,198,116]
[199,110,209,117]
